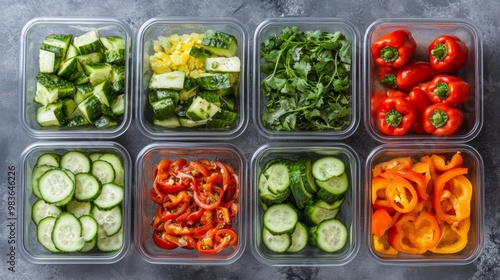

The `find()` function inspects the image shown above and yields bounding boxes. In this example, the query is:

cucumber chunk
[263,203,298,235]
[73,31,104,55]
[186,96,221,121]
[36,102,66,127]
[200,30,238,58]
[149,71,185,90]
[205,57,241,73]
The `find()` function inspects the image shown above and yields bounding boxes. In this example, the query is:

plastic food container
[364,18,483,143]
[135,17,248,140]
[253,17,360,140]
[250,143,360,266]
[20,17,133,139]
[365,144,484,265]
[18,141,132,264]
[134,143,246,265]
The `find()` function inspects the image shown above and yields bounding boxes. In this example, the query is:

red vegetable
[428,35,468,73]
[371,29,417,68]
[422,103,463,135]
[376,96,416,136]
[380,61,439,92]
[420,75,470,107]
[408,88,433,134]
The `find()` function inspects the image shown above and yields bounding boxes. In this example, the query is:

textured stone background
[1,0,500,279]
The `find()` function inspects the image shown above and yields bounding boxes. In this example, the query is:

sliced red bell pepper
[428,35,469,73]
[371,29,417,68]
[408,88,433,134]
[380,61,439,92]
[422,103,463,136]
[152,231,178,250]
[433,167,472,224]
[377,96,416,136]
[420,75,470,107]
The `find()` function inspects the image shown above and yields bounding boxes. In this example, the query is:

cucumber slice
[51,212,85,252]
[91,205,122,236]
[298,157,317,194]
[262,227,291,253]
[263,160,290,195]
[93,183,123,210]
[154,116,181,128]
[35,153,60,168]
[60,151,91,174]
[31,199,62,225]
[79,215,98,242]
[288,162,313,209]
[258,173,290,206]
[37,217,59,253]
[98,153,124,186]
[38,169,75,204]
[303,204,340,225]
[89,153,103,162]
[74,173,102,202]
[312,157,345,181]
[91,160,115,184]
[262,203,298,235]
[314,197,345,210]
[316,172,349,204]
[65,199,91,218]
[308,219,348,253]
[205,57,241,73]
[31,165,54,198]
[80,237,96,252]
[286,222,308,253]
[97,227,123,252]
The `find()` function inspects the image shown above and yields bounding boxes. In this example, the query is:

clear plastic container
[365,144,484,265]
[134,143,246,265]
[19,17,133,139]
[250,143,360,266]
[135,17,248,140]
[253,18,360,140]
[364,18,483,143]
[18,141,132,264]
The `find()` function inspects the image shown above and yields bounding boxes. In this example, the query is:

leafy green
[260,26,352,131]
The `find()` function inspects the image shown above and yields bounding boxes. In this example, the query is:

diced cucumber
[178,117,207,127]
[154,116,181,128]
[111,94,125,117]
[94,115,117,129]
[65,199,92,218]
[198,73,232,91]
[39,49,58,73]
[205,57,241,73]
[84,63,112,86]
[76,52,104,65]
[179,77,198,100]
[263,203,298,235]
[220,95,235,110]
[93,80,117,106]
[198,91,221,107]
[66,115,89,128]
[312,157,345,181]
[110,65,126,92]
[60,151,91,174]
[315,172,349,204]
[57,57,78,79]
[200,30,238,58]
[207,109,237,129]
[186,96,221,121]
[91,205,122,236]
[66,44,79,59]
[37,217,59,253]
[36,102,66,127]
[97,227,123,252]
[100,36,125,50]
[93,183,123,210]
[286,222,308,253]
[152,98,176,120]
[148,89,179,104]
[91,160,115,184]
[41,34,72,60]
[34,81,58,106]
[308,219,348,253]
[101,36,125,64]
[98,153,124,186]
[61,98,77,117]
[74,173,102,202]
[35,153,60,168]
[262,227,291,253]
[74,83,94,104]
[79,215,98,242]
[74,31,104,55]
[31,199,62,225]
[189,46,212,59]
[78,95,102,123]
[52,212,85,252]
[149,71,185,90]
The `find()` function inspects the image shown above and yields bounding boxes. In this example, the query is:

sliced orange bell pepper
[408,212,442,250]
[431,152,463,173]
[372,209,393,237]
[388,214,427,254]
[431,218,470,254]
[373,233,399,255]
[385,176,418,213]
[381,169,428,201]
[433,168,471,224]
[373,157,413,177]
[411,162,432,200]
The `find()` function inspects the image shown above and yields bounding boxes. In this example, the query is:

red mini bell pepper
[408,88,433,134]
[422,103,463,136]
[380,62,439,92]
[428,35,469,73]
[377,96,416,136]
[371,29,417,68]
[420,75,470,107]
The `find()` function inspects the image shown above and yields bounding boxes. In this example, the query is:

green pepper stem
[380,73,397,89]
[385,109,403,127]
[430,109,449,128]
[433,82,449,99]
[431,43,447,60]
[380,46,399,63]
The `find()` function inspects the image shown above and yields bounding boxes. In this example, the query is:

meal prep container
[365,144,484,265]
[20,17,133,139]
[252,17,360,140]
[135,17,248,140]
[18,141,132,264]
[250,143,360,266]
[364,18,483,143]
[134,143,246,265]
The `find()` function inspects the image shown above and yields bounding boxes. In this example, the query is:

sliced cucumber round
[312,156,345,181]
[38,169,75,204]
[31,199,62,225]
[91,205,122,236]
[37,216,59,253]
[310,219,348,253]
[79,215,98,242]
[97,227,123,252]
[91,160,115,184]
[65,199,91,218]
[262,227,291,253]
[51,212,85,252]
[93,183,124,210]
[262,203,298,235]
[60,151,91,174]
[286,222,308,253]
[74,173,102,202]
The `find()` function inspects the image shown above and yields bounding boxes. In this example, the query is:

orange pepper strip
[433,168,471,224]
[373,157,413,178]
[385,176,418,213]
[430,218,470,254]
[381,169,428,201]
[408,212,442,250]
[388,214,427,254]
[372,209,393,237]
[373,233,399,255]
[431,152,463,173]
[411,162,432,201]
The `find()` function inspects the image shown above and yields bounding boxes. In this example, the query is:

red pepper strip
[434,168,472,224]
[161,201,189,222]
[428,35,469,73]
[380,61,439,92]
[423,103,464,136]
[154,173,186,193]
[408,88,433,134]
[372,208,393,237]
[193,222,215,238]
[215,228,238,247]
[156,159,172,176]
[163,234,197,250]
[373,233,399,255]
[420,75,470,107]
[185,204,205,222]
[188,161,210,177]
[216,206,232,224]
[165,190,190,209]
[385,176,418,213]
[430,218,470,254]
[377,96,416,136]
[197,235,230,254]
[199,209,213,225]
[150,188,165,204]
[380,169,428,201]
[431,152,463,173]
[388,214,427,254]
[169,158,187,174]
[152,231,178,250]
[372,157,413,178]
[215,161,232,194]
[177,171,198,190]
[408,212,442,250]
[371,29,417,68]
[194,186,224,211]
[224,200,239,219]
[163,220,194,235]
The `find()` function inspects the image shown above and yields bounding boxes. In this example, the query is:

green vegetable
[260,26,352,131]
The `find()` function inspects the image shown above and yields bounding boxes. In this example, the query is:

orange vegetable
[372,209,393,237]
